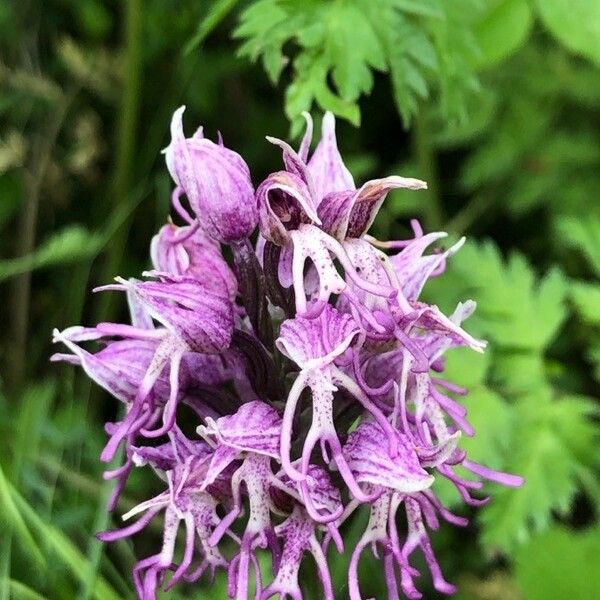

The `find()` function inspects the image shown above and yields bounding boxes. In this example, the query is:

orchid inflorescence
[52,108,523,600]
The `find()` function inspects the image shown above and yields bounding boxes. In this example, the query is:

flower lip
[276,305,361,370]
[197,400,282,459]
[343,421,434,494]
[300,464,343,516]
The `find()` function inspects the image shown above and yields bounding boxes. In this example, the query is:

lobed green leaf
[480,393,598,552]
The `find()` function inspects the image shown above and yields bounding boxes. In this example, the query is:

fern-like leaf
[480,392,598,552]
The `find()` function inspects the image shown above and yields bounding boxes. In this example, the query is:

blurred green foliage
[235,0,481,128]
[1,0,599,598]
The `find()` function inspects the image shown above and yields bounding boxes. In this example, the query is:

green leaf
[236,0,481,126]
[389,0,444,18]
[557,215,600,276]
[443,345,491,389]
[234,0,296,83]
[570,281,600,325]
[284,52,361,128]
[9,482,121,600]
[184,0,241,54]
[431,86,497,147]
[237,0,380,124]
[425,240,568,351]
[0,226,102,282]
[474,0,533,68]
[535,0,600,65]
[480,392,598,552]
[429,0,482,125]
[515,525,600,600]
[447,41,600,225]
[10,381,56,480]
[359,2,437,125]
[551,394,600,467]
[460,386,513,469]
[491,351,548,397]
[6,579,48,600]
[0,465,45,569]
[328,3,386,102]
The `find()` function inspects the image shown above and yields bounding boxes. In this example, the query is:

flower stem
[95,0,142,321]
[8,89,76,392]
[232,238,274,350]
[412,109,444,230]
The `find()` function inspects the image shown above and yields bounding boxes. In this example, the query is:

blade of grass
[10,381,56,480]
[183,0,241,55]
[96,0,142,322]
[0,465,45,568]
[98,551,134,599]
[0,227,103,283]
[77,448,123,600]
[6,578,48,600]
[35,458,136,597]
[36,455,134,515]
[8,481,121,600]
[0,542,11,599]
[0,382,55,596]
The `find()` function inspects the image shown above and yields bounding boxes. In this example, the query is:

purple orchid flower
[55,109,523,600]
[262,466,342,600]
[97,430,232,599]
[343,421,462,600]
[276,305,401,505]
[93,272,234,439]
[51,324,238,510]
[256,126,410,319]
[197,400,287,600]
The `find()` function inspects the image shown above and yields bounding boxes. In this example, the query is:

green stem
[115,0,142,200]
[412,109,444,230]
[78,1,142,595]
[232,239,274,350]
[9,90,76,392]
[95,0,142,321]
[445,193,489,235]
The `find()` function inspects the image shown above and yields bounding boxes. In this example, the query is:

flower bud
[165,106,257,243]
[150,222,237,301]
